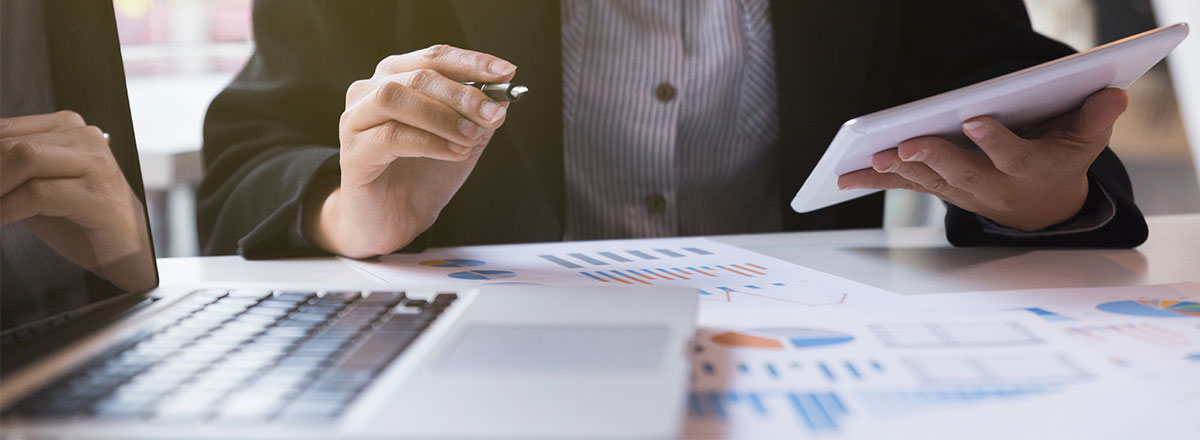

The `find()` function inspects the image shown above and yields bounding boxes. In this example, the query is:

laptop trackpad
[438,326,668,372]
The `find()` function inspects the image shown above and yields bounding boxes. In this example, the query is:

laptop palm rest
[439,326,668,372]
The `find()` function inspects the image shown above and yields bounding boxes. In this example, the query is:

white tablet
[790,22,1190,214]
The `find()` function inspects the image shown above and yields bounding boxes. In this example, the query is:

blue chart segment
[712,328,855,350]
[1095,300,1200,318]
[1023,307,1074,322]
[419,259,486,268]
[1187,353,1200,362]
[689,392,848,434]
[448,270,516,281]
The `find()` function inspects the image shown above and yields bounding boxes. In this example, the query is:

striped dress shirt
[561,0,781,240]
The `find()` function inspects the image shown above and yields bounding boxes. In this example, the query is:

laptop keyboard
[9,289,457,422]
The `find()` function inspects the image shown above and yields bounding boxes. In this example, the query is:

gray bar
[655,249,685,258]
[683,247,713,255]
[627,250,658,260]
[568,253,609,266]
[539,254,582,269]
[598,251,633,263]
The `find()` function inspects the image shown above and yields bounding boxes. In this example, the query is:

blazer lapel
[451,0,565,224]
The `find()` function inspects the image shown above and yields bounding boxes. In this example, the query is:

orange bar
[608,275,632,285]
[745,263,768,271]
[720,266,753,277]
[733,264,765,276]
[692,268,717,277]
[649,270,675,280]
[627,275,652,285]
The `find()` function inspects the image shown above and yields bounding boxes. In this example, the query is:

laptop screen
[0,0,158,336]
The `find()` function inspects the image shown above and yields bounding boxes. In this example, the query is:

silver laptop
[0,138,698,439]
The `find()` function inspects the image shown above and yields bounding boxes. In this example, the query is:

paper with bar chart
[685,308,1192,439]
[890,282,1200,413]
[341,237,899,308]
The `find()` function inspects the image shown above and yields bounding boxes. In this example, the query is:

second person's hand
[304,44,516,258]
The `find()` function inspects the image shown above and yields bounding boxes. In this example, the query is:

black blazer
[198,0,1148,258]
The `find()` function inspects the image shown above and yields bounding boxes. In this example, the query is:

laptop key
[337,329,420,372]
[319,291,361,303]
[227,289,273,300]
[362,291,405,304]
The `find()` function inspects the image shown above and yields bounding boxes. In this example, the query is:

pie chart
[448,270,516,281]
[712,328,855,350]
[420,259,486,268]
[1095,300,1200,318]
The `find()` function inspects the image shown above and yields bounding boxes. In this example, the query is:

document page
[341,237,901,310]
[685,308,1194,439]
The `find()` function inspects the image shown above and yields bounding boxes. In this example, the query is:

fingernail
[489,59,516,76]
[449,143,471,155]
[874,160,897,173]
[480,101,505,123]
[901,149,927,162]
[457,118,483,139]
[963,121,988,139]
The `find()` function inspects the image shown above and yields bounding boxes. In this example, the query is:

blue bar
[870,360,884,372]
[788,394,819,432]
[766,363,778,378]
[627,250,658,260]
[736,363,748,374]
[655,249,685,258]
[819,362,836,382]
[699,289,714,296]
[746,393,767,415]
[705,393,726,419]
[702,361,716,375]
[745,285,761,290]
[539,254,581,269]
[688,394,704,417]
[596,271,620,281]
[597,251,632,263]
[800,393,837,432]
[569,253,609,266]
[772,282,786,286]
[820,392,849,415]
[845,362,862,379]
[683,247,713,255]
[580,272,605,282]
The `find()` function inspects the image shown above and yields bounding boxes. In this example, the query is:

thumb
[1072,87,1129,139]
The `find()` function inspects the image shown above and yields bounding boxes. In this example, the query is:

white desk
[158,213,1200,293]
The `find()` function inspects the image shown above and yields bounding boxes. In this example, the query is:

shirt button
[645,193,668,214]
[654,82,675,102]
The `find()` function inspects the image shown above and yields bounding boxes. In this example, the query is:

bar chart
[688,391,850,435]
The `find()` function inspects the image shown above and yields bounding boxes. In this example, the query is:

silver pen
[462,82,529,102]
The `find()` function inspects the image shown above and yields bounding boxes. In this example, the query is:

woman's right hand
[305,45,516,258]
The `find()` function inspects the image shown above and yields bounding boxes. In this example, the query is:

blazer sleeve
[886,1,1148,248]
[198,0,398,258]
